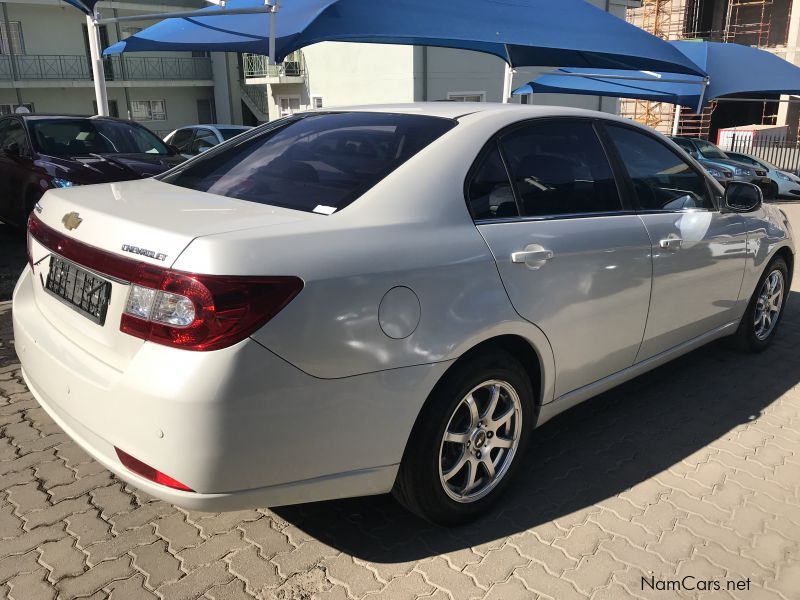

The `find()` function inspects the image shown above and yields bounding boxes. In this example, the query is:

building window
[197,98,216,124]
[447,92,486,102]
[131,100,167,121]
[0,103,34,115]
[311,96,323,109]
[0,21,25,55]
[277,95,301,118]
[121,26,142,40]
[192,51,211,58]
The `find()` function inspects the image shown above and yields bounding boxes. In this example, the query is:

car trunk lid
[27,178,309,371]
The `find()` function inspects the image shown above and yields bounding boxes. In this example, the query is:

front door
[603,124,748,361]
[0,117,34,224]
[472,119,653,399]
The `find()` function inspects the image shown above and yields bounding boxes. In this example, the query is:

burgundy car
[0,114,185,227]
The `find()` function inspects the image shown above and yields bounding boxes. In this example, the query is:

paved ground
[1,213,800,600]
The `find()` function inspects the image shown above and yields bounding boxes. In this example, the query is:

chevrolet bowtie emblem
[62,212,83,231]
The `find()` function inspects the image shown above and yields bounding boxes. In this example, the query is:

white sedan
[13,104,794,524]
[725,150,800,199]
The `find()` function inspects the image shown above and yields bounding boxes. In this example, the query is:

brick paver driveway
[2,207,800,600]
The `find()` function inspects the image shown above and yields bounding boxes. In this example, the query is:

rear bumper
[13,266,449,510]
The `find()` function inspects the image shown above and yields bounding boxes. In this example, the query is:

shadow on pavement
[0,224,26,301]
[275,291,800,562]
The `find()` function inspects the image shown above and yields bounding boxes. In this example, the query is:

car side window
[2,119,30,155]
[171,129,194,153]
[499,120,622,217]
[673,138,698,158]
[467,143,519,220]
[606,125,714,212]
[190,128,217,155]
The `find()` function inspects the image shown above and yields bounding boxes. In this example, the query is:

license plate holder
[44,255,112,325]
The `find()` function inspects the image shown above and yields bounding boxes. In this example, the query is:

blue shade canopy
[104,0,705,76]
[515,41,800,110]
[514,68,705,108]
[62,0,96,15]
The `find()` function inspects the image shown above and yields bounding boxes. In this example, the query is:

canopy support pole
[267,0,277,66]
[502,44,513,104]
[96,6,274,25]
[87,11,109,117]
[672,105,681,136]
[695,78,710,114]
[502,64,514,104]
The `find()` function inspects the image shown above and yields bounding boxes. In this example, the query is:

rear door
[603,123,747,361]
[473,119,653,398]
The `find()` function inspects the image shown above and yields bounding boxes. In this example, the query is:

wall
[300,42,416,110]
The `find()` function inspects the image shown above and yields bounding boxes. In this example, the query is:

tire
[393,349,535,525]
[734,256,789,352]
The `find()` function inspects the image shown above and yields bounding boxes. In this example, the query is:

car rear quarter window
[499,120,622,217]
[160,112,457,214]
[467,143,519,220]
[606,125,714,211]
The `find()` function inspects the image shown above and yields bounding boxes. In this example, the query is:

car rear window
[29,119,170,156]
[159,112,457,214]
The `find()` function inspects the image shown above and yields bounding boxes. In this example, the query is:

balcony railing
[0,55,212,81]
[243,52,305,79]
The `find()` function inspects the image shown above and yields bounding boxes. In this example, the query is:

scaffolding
[620,0,782,138]
[620,0,687,132]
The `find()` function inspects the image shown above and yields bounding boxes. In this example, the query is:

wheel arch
[775,245,794,286]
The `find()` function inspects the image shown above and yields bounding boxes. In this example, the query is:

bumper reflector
[115,447,194,492]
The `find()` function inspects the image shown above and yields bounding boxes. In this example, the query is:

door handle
[511,247,554,264]
[659,237,683,250]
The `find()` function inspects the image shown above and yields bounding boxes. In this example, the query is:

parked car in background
[670,136,776,198]
[695,158,733,187]
[0,114,185,227]
[164,125,253,158]
[14,104,793,525]
[725,151,800,199]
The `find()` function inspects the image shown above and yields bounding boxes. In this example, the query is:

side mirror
[166,144,180,155]
[4,141,21,156]
[725,181,763,213]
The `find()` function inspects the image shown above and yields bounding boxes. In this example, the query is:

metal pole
[268,9,276,66]
[502,64,512,104]
[86,11,109,116]
[694,78,709,115]
[672,105,681,136]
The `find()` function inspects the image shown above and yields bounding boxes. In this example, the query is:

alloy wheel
[438,380,522,503]
[754,269,785,341]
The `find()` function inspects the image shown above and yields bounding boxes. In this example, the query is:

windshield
[219,128,251,141]
[30,119,170,157]
[695,139,728,160]
[160,112,457,214]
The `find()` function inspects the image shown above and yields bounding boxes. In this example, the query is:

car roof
[305,102,649,125]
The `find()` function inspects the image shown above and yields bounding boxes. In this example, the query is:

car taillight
[26,213,303,351]
[115,447,194,492]
[120,266,303,352]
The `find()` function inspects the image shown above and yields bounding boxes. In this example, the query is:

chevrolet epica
[13,104,794,525]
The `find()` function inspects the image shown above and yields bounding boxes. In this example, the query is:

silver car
[13,104,794,525]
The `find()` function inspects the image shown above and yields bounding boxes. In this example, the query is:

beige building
[0,0,244,136]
